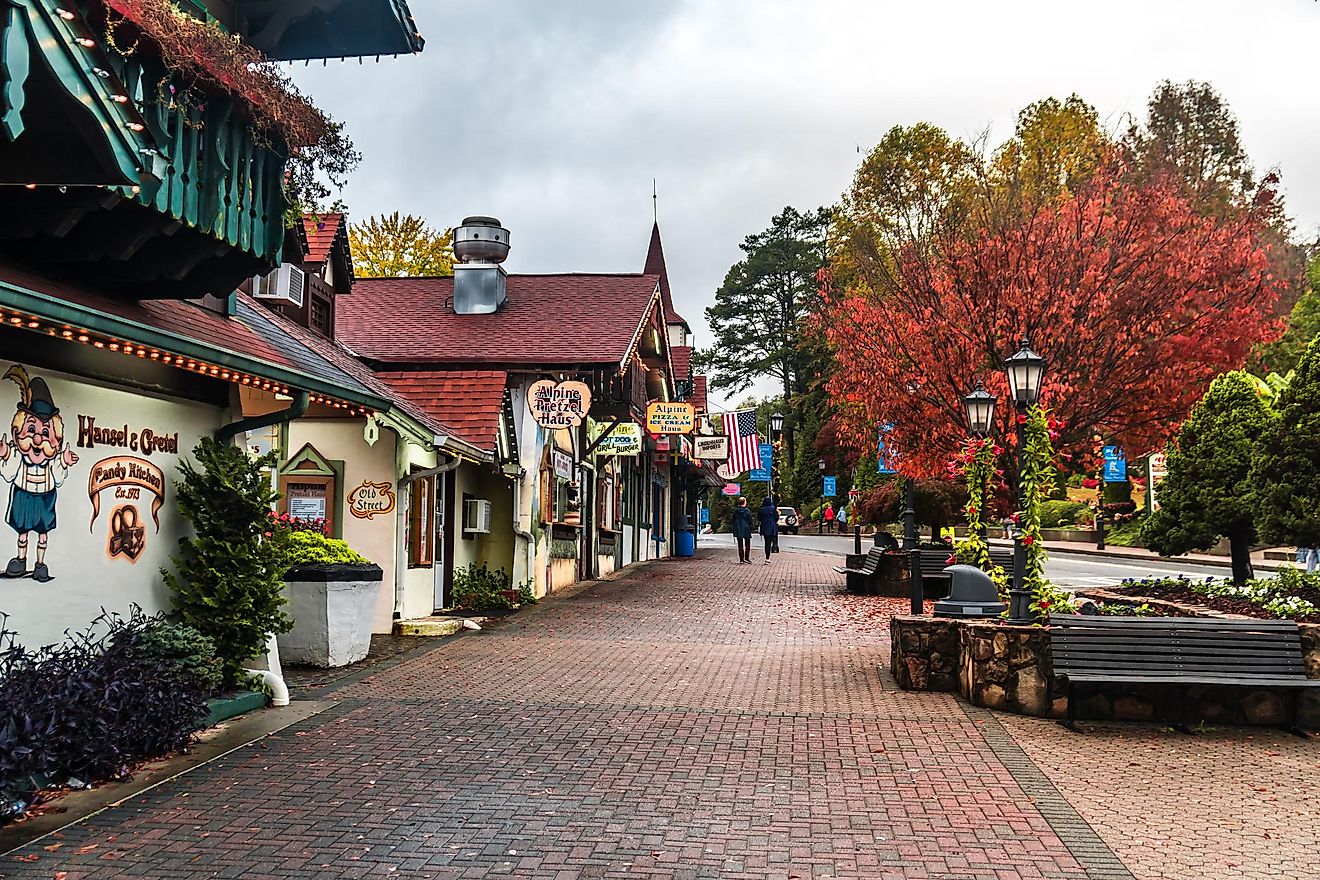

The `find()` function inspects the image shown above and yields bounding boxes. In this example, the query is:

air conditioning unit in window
[464,499,493,534]
[252,264,306,308]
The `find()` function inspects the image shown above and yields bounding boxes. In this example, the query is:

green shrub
[118,618,224,696]
[164,438,291,688]
[1039,500,1091,530]
[452,562,514,613]
[283,531,371,567]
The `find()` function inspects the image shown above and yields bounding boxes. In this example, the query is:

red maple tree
[821,156,1288,477]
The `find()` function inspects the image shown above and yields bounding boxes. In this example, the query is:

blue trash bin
[676,529,695,557]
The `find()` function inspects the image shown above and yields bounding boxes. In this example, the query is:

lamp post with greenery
[1004,339,1047,623]
[962,381,997,542]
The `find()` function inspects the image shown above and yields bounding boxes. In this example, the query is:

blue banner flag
[823,476,837,497]
[878,423,898,474]
[1102,446,1127,483]
[749,443,773,482]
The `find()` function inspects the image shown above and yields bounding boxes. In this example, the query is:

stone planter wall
[889,611,1320,728]
[959,622,1062,717]
[278,563,383,668]
[890,617,960,691]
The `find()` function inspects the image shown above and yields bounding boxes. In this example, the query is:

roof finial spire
[652,178,658,224]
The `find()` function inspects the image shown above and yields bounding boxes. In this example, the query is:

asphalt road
[698,531,1235,588]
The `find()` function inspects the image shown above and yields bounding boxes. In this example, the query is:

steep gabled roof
[670,345,692,382]
[691,374,708,413]
[376,370,506,451]
[644,222,687,328]
[339,273,662,367]
[302,213,345,266]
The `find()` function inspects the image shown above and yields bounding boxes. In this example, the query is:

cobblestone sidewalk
[5,548,1315,878]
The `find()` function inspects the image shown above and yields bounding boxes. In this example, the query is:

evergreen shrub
[164,438,291,687]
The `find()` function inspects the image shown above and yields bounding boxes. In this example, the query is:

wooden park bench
[834,542,1013,598]
[833,546,895,594]
[1050,614,1320,736]
[915,547,1014,600]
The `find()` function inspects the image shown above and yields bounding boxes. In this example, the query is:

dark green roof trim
[4,0,155,185]
[0,276,394,411]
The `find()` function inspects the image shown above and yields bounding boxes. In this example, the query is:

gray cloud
[292,0,1320,410]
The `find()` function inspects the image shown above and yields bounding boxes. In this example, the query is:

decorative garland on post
[950,436,1009,599]
[1020,405,1073,619]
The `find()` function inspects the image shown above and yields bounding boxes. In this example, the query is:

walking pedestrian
[836,505,848,533]
[758,496,780,564]
[823,503,835,533]
[1297,546,1318,574]
[731,496,753,564]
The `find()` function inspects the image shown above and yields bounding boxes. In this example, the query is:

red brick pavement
[6,548,1103,879]
[1000,714,1320,880]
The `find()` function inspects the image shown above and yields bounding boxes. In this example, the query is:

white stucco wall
[0,362,222,650]
[286,418,398,633]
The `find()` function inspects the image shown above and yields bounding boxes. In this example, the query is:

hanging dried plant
[100,0,359,214]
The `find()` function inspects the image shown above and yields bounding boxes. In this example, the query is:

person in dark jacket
[757,496,779,564]
[730,496,753,564]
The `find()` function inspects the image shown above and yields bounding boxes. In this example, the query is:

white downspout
[511,474,535,590]
[245,633,289,707]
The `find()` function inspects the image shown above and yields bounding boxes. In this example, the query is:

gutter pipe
[214,390,309,446]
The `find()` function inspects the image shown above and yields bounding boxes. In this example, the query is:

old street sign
[645,401,695,435]
[597,422,642,456]
[692,434,728,460]
[528,380,592,428]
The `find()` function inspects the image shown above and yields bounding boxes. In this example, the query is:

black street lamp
[768,412,785,506]
[1004,339,1046,623]
[963,381,997,438]
[963,381,997,541]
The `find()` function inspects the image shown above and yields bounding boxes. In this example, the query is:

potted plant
[274,517,382,667]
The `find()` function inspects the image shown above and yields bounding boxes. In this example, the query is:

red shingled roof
[670,345,692,381]
[339,274,661,366]
[376,370,507,450]
[302,213,344,265]
[644,222,687,327]
[691,375,708,413]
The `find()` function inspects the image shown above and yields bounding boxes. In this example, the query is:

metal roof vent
[453,216,509,314]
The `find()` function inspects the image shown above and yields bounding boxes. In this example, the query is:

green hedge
[1038,500,1091,529]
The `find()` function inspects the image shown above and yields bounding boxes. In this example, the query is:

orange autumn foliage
[822,156,1287,478]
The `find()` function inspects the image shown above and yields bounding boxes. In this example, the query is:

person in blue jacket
[757,496,779,564]
[730,496,753,564]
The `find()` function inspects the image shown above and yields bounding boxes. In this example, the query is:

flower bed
[1109,569,1320,622]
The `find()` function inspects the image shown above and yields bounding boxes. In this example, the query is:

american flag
[724,409,761,475]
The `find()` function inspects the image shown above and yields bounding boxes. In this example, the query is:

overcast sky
[293,0,1320,411]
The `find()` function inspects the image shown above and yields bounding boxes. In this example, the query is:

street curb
[1006,541,1285,572]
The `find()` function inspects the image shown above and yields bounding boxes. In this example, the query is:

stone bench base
[890,615,1320,728]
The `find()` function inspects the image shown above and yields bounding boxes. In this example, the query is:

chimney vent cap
[454,216,510,264]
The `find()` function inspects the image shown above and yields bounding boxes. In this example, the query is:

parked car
[777,506,800,534]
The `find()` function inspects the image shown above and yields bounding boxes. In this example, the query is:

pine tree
[1253,335,1320,549]
[1140,371,1274,583]
[163,438,291,687]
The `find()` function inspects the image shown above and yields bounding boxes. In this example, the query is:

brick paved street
[5,548,1319,878]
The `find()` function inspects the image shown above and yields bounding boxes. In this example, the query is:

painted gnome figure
[0,366,78,582]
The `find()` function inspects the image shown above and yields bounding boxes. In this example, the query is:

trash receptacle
[676,529,695,557]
